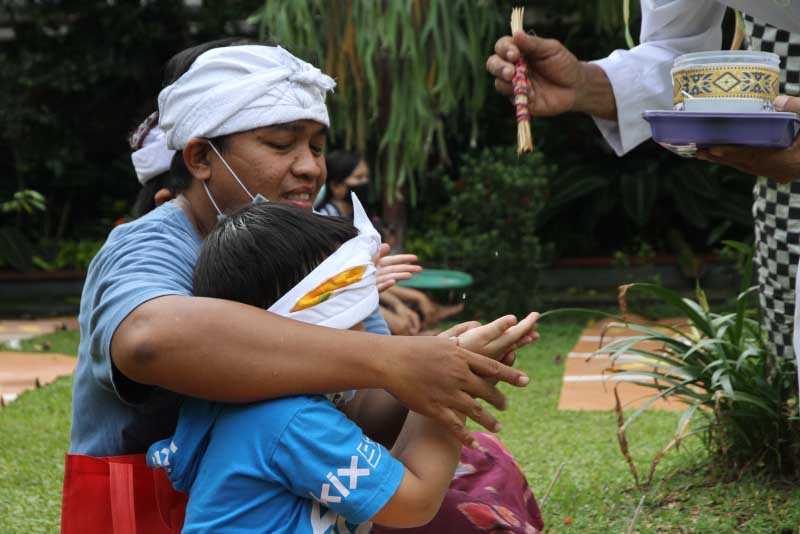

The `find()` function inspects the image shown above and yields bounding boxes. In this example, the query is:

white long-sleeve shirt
[594,0,800,156]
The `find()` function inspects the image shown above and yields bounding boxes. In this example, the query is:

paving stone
[559,318,687,412]
[0,352,76,406]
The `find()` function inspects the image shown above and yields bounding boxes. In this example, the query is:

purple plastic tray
[643,111,800,149]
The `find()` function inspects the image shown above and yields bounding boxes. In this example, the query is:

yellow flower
[291,265,367,312]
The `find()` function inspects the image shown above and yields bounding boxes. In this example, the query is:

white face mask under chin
[203,140,268,221]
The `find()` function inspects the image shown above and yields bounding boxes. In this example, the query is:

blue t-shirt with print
[148,395,404,533]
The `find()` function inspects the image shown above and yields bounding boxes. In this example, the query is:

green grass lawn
[14,330,80,355]
[1,322,799,532]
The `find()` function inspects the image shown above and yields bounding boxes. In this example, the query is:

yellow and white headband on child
[267,194,380,330]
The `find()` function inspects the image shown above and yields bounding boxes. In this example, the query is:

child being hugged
[147,196,538,533]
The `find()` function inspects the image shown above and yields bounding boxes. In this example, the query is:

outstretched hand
[373,243,423,292]
[455,312,540,360]
[437,314,539,388]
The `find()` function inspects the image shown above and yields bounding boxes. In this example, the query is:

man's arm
[591,0,726,155]
[573,62,617,120]
[486,0,727,155]
[111,295,528,446]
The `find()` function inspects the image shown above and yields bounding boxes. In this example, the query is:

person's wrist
[371,334,399,391]
[571,61,595,114]
[573,62,616,121]
[377,335,425,393]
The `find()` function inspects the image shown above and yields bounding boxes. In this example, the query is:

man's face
[208,120,327,212]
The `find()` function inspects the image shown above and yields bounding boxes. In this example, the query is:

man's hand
[373,243,422,292]
[486,32,616,120]
[696,96,800,183]
[390,286,438,320]
[383,335,529,447]
[487,32,583,116]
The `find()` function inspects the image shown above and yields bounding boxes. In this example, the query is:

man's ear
[183,139,213,181]
[153,188,175,207]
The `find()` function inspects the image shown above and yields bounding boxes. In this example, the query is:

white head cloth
[158,45,336,150]
[268,194,380,330]
[131,125,176,184]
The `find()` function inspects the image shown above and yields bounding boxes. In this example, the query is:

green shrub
[32,239,104,272]
[0,1,260,243]
[545,257,800,483]
[0,190,46,272]
[406,146,553,318]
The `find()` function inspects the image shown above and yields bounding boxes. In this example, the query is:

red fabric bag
[60,453,186,534]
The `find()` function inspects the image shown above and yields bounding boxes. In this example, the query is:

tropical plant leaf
[562,271,799,481]
[0,226,34,272]
[625,284,715,337]
[536,176,609,228]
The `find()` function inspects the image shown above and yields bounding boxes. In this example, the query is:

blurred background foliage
[0,1,753,275]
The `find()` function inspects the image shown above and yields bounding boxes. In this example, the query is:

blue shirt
[148,395,405,533]
[70,201,202,455]
[70,201,390,456]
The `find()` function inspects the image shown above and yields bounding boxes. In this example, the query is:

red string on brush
[513,60,530,124]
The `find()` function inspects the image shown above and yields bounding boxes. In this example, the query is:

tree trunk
[382,191,407,252]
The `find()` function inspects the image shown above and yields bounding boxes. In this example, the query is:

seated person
[148,197,538,532]
[381,285,465,336]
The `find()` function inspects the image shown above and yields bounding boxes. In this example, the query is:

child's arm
[341,389,408,447]
[366,313,540,527]
[370,411,463,528]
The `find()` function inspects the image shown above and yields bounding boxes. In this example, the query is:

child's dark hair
[193,203,359,308]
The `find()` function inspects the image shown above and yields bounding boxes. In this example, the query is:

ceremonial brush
[510,7,533,155]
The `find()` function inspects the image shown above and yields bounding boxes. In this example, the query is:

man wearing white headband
[147,198,539,532]
[65,39,540,533]
[70,40,532,469]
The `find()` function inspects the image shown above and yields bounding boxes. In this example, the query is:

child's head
[193,203,358,309]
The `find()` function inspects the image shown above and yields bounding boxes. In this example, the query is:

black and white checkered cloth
[745,15,800,359]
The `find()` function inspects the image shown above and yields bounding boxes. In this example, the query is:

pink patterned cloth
[373,432,544,533]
